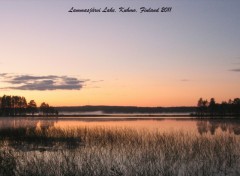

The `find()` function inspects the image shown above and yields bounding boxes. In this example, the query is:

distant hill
[55,106,196,114]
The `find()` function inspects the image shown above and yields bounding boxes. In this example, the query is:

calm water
[1,116,240,135]
[2,116,240,176]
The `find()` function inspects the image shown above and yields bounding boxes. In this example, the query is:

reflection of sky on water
[59,111,191,116]
[1,117,240,135]
[53,120,197,133]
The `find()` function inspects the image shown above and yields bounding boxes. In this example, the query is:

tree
[0,95,57,117]
[0,95,28,116]
[232,98,240,114]
[0,96,2,115]
[19,97,27,115]
[220,101,228,115]
[39,102,57,116]
[197,98,208,116]
[27,100,38,116]
[40,102,49,116]
[196,97,240,116]
[197,98,204,115]
[208,98,216,115]
[1,95,13,116]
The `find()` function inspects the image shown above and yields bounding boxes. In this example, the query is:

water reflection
[197,119,240,135]
[1,117,240,135]
[0,117,56,129]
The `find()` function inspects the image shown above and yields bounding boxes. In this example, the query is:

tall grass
[1,127,240,176]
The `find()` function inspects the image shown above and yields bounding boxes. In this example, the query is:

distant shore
[0,114,240,121]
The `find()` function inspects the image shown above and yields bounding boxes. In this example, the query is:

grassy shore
[1,127,240,176]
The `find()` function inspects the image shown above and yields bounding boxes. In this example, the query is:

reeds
[1,127,240,176]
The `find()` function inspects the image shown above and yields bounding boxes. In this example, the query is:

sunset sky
[0,0,240,107]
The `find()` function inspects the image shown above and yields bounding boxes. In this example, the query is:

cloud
[229,69,240,72]
[90,80,104,83]
[180,79,190,82]
[0,73,88,91]
[0,73,8,76]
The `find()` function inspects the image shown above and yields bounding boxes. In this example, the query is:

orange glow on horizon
[1,71,239,107]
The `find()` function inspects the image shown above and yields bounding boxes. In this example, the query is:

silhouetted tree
[0,95,26,116]
[208,98,216,115]
[197,98,208,116]
[220,101,228,115]
[0,97,2,115]
[27,100,38,116]
[0,95,57,117]
[39,102,58,116]
[232,98,240,114]
[196,97,240,116]
[197,98,203,115]
[40,102,49,116]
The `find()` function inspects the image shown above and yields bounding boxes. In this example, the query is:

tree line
[196,97,240,116]
[0,95,58,116]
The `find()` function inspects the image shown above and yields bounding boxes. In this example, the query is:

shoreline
[0,114,240,122]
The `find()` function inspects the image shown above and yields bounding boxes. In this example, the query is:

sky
[0,0,240,107]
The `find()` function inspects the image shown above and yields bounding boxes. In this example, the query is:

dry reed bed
[1,127,240,176]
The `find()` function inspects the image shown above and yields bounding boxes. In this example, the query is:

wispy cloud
[0,73,89,91]
[180,79,190,82]
[229,69,240,72]
[90,80,104,83]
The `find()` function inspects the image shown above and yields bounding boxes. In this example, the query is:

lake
[1,116,240,135]
[1,116,240,175]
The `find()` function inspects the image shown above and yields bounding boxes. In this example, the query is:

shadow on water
[0,127,83,151]
[0,117,56,129]
[0,118,79,151]
[197,119,240,135]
